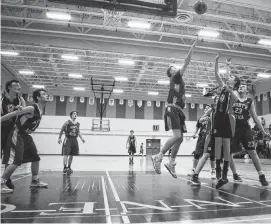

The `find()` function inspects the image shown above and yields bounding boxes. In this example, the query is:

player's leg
[188,136,202,176]
[229,135,243,182]
[215,137,223,179]
[243,130,269,186]
[164,132,183,178]
[22,135,48,187]
[62,138,71,174]
[68,138,79,173]
[1,130,24,193]
[152,108,183,174]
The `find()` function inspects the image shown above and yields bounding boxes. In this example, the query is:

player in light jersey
[1,89,48,194]
[126,130,137,164]
[152,40,197,178]
[228,84,270,186]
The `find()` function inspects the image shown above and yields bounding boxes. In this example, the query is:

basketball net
[102,8,124,28]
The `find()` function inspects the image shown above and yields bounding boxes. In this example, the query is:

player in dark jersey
[58,111,85,174]
[138,143,144,156]
[188,105,215,177]
[126,130,137,164]
[213,53,240,189]
[1,80,26,189]
[228,84,270,186]
[1,89,48,194]
[152,40,197,178]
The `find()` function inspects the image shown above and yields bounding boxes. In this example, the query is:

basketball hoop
[102,8,124,28]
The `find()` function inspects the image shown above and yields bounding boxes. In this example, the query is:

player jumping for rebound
[151,40,198,178]
[228,84,270,186]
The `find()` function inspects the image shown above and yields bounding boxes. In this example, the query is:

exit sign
[153,125,159,131]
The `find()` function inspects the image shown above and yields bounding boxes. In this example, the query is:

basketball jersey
[128,136,136,147]
[196,118,208,136]
[232,98,253,128]
[16,103,42,134]
[1,94,23,128]
[216,87,231,114]
[65,120,80,138]
[167,70,186,109]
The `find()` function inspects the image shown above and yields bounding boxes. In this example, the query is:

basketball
[194,1,207,15]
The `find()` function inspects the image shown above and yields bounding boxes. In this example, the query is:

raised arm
[1,106,34,122]
[214,53,224,87]
[250,102,271,138]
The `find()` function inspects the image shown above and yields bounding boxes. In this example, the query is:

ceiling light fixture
[113,89,124,93]
[118,59,135,66]
[46,11,71,20]
[196,83,209,87]
[257,73,271,78]
[258,39,271,46]
[1,51,19,56]
[73,87,85,91]
[128,21,151,29]
[19,70,34,75]
[198,29,220,38]
[68,73,82,78]
[32,84,45,88]
[158,80,170,85]
[115,77,128,81]
[61,55,79,60]
[148,91,159,95]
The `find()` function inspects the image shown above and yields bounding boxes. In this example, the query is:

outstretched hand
[58,138,62,144]
[263,131,271,138]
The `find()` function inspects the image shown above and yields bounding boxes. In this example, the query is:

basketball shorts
[62,137,79,156]
[193,134,206,159]
[2,128,40,166]
[231,127,255,154]
[203,134,215,159]
[128,146,136,155]
[164,106,187,133]
[213,111,235,138]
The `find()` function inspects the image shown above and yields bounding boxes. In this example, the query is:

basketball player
[138,143,144,156]
[213,53,240,189]
[126,130,137,164]
[228,84,270,186]
[1,89,48,194]
[188,105,214,177]
[58,111,85,174]
[1,80,26,189]
[152,40,198,178]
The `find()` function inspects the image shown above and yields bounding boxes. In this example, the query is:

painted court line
[106,171,130,224]
[101,176,112,224]
[12,173,32,182]
[178,176,271,208]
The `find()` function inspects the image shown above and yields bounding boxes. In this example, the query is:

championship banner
[80,97,85,103]
[119,99,124,105]
[27,95,33,102]
[199,104,203,109]
[191,103,195,109]
[109,99,114,106]
[156,101,160,107]
[128,100,133,107]
[147,101,151,107]
[137,100,142,107]
[69,96,74,103]
[49,95,53,101]
[89,98,94,105]
[60,96,65,102]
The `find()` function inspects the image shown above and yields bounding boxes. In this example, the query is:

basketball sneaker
[6,178,15,189]
[67,167,73,173]
[151,155,162,174]
[216,167,222,180]
[1,183,14,194]
[211,170,216,179]
[259,174,269,187]
[216,178,229,189]
[63,167,68,174]
[191,174,201,186]
[233,174,242,182]
[30,179,48,188]
[188,169,195,177]
[164,162,177,178]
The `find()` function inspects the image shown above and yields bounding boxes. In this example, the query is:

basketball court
[1,157,271,223]
[1,0,271,223]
